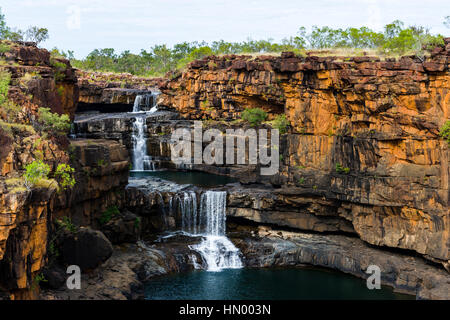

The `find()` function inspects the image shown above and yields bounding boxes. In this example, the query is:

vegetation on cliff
[0,37,76,195]
[58,19,448,77]
[23,159,51,190]
[440,120,450,145]
[0,8,48,44]
[241,108,268,126]
[37,107,71,136]
[270,115,290,134]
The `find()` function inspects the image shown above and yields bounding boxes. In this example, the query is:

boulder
[101,211,141,244]
[61,227,113,271]
[42,266,66,289]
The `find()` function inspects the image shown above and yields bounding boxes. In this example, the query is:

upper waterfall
[132,92,159,113]
[130,92,159,171]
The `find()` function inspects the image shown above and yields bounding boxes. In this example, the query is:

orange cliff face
[0,42,130,298]
[157,41,450,268]
[0,42,79,298]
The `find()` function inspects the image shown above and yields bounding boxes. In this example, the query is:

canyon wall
[0,42,130,298]
[155,41,450,267]
[76,70,161,113]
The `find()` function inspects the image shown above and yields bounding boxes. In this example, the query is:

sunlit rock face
[0,139,129,297]
[3,42,79,119]
[155,41,450,267]
[0,42,134,297]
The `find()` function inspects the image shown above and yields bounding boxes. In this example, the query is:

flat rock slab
[231,228,450,300]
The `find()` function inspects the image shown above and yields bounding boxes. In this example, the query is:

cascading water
[130,93,159,171]
[180,190,243,272]
[133,92,158,113]
[181,192,198,234]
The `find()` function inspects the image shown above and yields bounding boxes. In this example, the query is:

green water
[130,170,237,187]
[145,268,413,300]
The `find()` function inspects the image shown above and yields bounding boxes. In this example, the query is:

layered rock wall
[156,42,450,266]
[0,43,130,298]
[53,139,130,227]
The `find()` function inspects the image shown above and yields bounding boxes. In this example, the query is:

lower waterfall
[185,191,243,272]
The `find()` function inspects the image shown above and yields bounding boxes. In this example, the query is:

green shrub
[100,206,120,225]
[0,43,10,54]
[37,107,70,135]
[54,163,76,190]
[1,99,21,122]
[50,57,67,82]
[56,216,77,233]
[335,163,350,174]
[241,108,268,126]
[32,273,47,289]
[56,86,64,97]
[0,68,10,105]
[271,114,290,134]
[134,217,141,229]
[24,160,50,189]
[440,120,450,145]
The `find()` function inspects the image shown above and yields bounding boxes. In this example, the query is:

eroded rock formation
[76,70,161,112]
[154,41,450,267]
[0,43,130,298]
[231,226,450,300]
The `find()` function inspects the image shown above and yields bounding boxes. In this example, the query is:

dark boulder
[101,211,141,244]
[42,266,66,289]
[61,227,113,271]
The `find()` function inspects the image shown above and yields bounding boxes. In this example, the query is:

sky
[1,0,449,58]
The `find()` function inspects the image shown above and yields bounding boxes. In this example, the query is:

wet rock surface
[40,238,200,300]
[125,177,198,231]
[151,43,450,266]
[231,226,450,300]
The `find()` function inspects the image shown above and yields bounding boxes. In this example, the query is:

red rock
[281,51,296,58]
[231,60,247,70]
[423,62,445,72]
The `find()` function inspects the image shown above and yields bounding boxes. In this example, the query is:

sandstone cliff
[0,42,130,299]
[154,41,450,268]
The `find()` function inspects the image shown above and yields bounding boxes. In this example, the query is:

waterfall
[184,191,243,272]
[132,92,159,113]
[181,192,198,234]
[69,123,76,139]
[130,92,159,171]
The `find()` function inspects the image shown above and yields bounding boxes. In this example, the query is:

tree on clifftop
[0,6,49,44]
[24,26,49,45]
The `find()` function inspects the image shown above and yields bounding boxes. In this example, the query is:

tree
[1,7,49,44]
[25,26,49,44]
[0,7,21,41]
[0,7,7,39]
[445,16,450,28]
